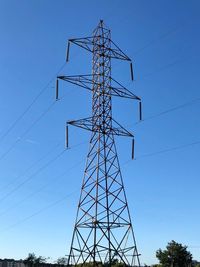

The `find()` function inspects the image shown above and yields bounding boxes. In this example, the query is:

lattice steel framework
[57,20,142,267]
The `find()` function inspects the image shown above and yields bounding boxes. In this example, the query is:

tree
[23,253,37,267]
[55,257,68,265]
[156,240,193,267]
[34,256,47,265]
[23,253,47,267]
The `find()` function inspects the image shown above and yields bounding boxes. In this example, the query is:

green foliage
[156,240,193,267]
[75,259,127,267]
[75,262,103,267]
[104,259,126,267]
[23,253,47,266]
[55,257,68,265]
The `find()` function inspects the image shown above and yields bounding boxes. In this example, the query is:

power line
[138,97,200,123]
[0,142,88,220]
[2,190,78,233]
[0,73,83,163]
[2,137,199,219]
[133,26,181,56]
[135,140,200,160]
[0,140,87,205]
[0,158,84,218]
[0,142,62,192]
[0,148,66,203]
[0,62,66,144]
[1,136,200,232]
[0,157,132,232]
[118,139,200,167]
[0,60,85,163]
[0,20,184,165]
[111,20,183,75]
[1,86,197,205]
[121,94,200,130]
[0,100,56,162]
[0,33,190,200]
[0,18,199,236]
[136,58,183,81]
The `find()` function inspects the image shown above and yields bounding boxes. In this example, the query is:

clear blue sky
[0,0,200,265]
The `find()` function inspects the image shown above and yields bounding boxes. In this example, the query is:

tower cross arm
[68,37,131,61]
[69,37,94,52]
[57,75,140,100]
[67,117,134,137]
[111,77,141,100]
[109,39,131,61]
[58,74,93,91]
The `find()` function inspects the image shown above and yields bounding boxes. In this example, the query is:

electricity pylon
[57,20,142,267]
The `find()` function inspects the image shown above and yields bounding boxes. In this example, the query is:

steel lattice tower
[57,20,142,267]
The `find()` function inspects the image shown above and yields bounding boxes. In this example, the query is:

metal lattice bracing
[57,20,141,267]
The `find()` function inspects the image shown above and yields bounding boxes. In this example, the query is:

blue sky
[0,0,200,265]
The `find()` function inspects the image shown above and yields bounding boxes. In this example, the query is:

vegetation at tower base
[55,258,68,265]
[155,240,193,267]
[23,253,48,267]
[22,255,133,267]
[72,260,131,267]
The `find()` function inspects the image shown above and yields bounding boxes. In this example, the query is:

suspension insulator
[66,125,69,148]
[139,101,142,121]
[56,79,59,100]
[130,62,134,81]
[132,138,135,160]
[66,41,70,62]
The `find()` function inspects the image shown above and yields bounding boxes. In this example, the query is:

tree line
[23,240,200,267]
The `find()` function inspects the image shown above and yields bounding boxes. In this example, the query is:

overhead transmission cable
[0,148,66,203]
[2,190,78,233]
[0,20,197,232]
[0,62,66,144]
[1,156,137,232]
[111,20,183,75]
[135,139,200,160]
[0,53,81,162]
[120,94,200,130]
[0,30,183,195]
[0,80,80,163]
[0,101,56,162]
[122,139,200,166]
[136,96,200,123]
[0,24,194,187]
[135,58,183,82]
[0,141,62,192]
[2,137,200,233]
[0,158,84,218]
[0,140,87,204]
